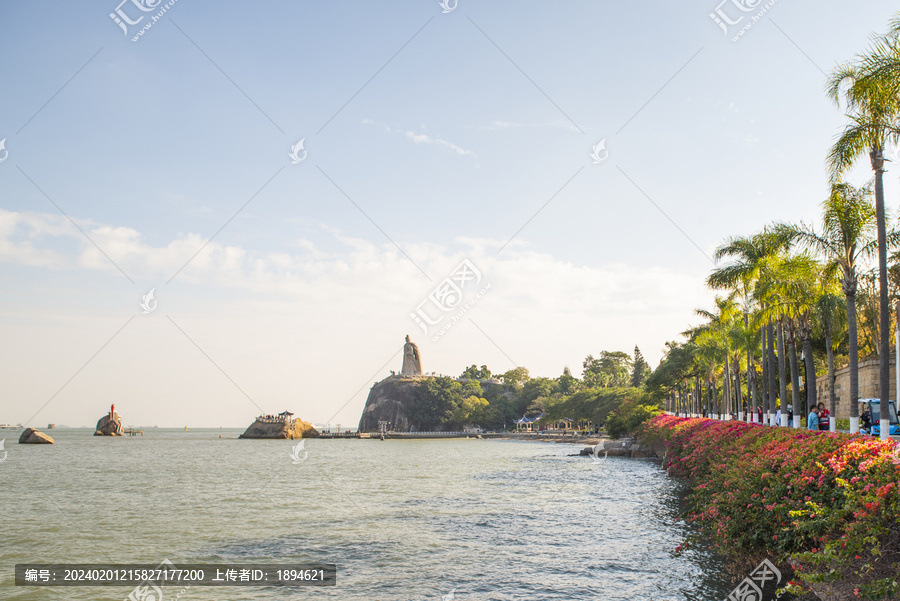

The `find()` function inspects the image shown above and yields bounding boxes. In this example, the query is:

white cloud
[0,210,708,429]
[403,130,474,156]
[363,119,475,156]
[477,120,581,132]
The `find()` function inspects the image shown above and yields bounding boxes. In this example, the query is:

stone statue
[401,335,423,376]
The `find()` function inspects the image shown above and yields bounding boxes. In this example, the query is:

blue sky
[2,0,900,428]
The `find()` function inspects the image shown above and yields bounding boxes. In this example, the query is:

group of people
[705,405,831,430]
[806,403,832,431]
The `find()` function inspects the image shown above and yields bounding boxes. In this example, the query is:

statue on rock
[401,335,422,376]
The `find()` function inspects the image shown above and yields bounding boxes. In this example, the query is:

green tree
[691,297,745,418]
[448,395,489,428]
[557,366,580,394]
[644,341,698,413]
[827,23,900,437]
[520,377,558,405]
[404,377,463,431]
[814,278,847,431]
[756,253,824,423]
[631,345,651,388]
[460,365,492,380]
[500,366,530,389]
[708,229,793,421]
[788,182,877,431]
[583,351,633,388]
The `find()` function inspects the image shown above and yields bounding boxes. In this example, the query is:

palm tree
[687,297,741,420]
[815,279,847,432]
[827,26,900,439]
[709,230,791,422]
[788,183,877,432]
[756,253,822,426]
[776,319,789,426]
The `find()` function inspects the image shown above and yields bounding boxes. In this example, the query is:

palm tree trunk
[697,377,702,418]
[846,286,860,432]
[713,379,720,419]
[760,328,768,424]
[874,152,891,440]
[827,332,836,432]
[802,332,817,418]
[789,330,802,428]
[734,363,742,420]
[750,370,758,423]
[777,320,788,426]
[767,320,777,425]
[723,352,731,419]
[744,310,752,422]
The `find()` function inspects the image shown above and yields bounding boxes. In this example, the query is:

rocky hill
[239,413,319,439]
[357,376,428,432]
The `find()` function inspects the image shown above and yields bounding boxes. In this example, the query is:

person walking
[807,406,820,431]
[817,402,830,431]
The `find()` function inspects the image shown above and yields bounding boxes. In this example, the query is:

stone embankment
[577,436,663,459]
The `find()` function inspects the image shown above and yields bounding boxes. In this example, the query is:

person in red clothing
[817,402,830,431]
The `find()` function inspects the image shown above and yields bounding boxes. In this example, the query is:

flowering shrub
[641,415,900,599]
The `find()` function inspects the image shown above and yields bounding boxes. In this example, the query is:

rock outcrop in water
[239,412,319,439]
[357,376,427,432]
[357,375,509,433]
[94,405,124,436]
[18,428,55,444]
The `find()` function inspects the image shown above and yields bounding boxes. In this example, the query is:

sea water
[1,430,749,600]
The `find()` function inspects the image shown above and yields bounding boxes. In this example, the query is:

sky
[2,0,900,428]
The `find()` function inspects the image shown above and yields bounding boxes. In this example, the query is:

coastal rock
[239,412,319,439]
[357,376,426,432]
[18,428,54,444]
[358,375,508,432]
[94,411,124,436]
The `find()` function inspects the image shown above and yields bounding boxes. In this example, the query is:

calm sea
[2,430,750,600]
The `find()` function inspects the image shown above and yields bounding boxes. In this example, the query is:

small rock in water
[19,428,54,444]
